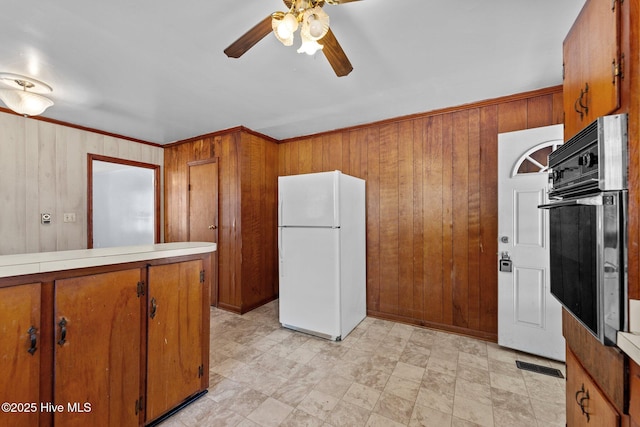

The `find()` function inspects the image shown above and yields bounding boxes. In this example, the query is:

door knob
[208,225,217,230]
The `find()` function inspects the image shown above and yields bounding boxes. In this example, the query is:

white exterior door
[498,125,565,361]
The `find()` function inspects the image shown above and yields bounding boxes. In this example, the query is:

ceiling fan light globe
[297,33,323,55]
[301,7,329,41]
[272,15,296,46]
[309,18,324,38]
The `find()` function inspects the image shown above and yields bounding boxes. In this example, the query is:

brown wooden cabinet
[631,359,640,427]
[566,347,620,426]
[0,246,212,427]
[54,269,143,427]
[146,260,207,423]
[0,283,41,427]
[563,0,621,139]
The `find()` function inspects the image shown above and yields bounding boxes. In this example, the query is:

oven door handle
[538,197,603,209]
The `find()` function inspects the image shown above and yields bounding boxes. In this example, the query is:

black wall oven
[539,114,628,345]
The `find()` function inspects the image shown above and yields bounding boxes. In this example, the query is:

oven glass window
[549,205,597,336]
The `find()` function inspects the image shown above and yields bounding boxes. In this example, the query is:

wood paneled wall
[164,128,279,313]
[278,87,564,340]
[0,112,163,255]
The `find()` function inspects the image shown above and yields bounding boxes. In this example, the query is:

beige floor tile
[194,302,568,427]
[365,413,406,427]
[280,408,325,427]
[452,395,494,427]
[325,400,371,427]
[409,404,453,427]
[247,397,293,427]
[384,375,421,402]
[313,375,353,399]
[373,392,416,424]
[296,389,339,420]
[414,386,454,415]
[489,371,528,396]
[342,382,382,411]
[454,378,492,407]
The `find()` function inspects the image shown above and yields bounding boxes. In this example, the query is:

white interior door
[498,125,565,361]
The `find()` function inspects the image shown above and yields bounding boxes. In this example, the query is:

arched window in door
[511,139,563,177]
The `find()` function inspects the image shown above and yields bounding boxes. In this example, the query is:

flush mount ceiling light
[225,0,361,77]
[0,73,54,117]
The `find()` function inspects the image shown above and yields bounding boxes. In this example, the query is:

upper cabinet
[563,0,621,139]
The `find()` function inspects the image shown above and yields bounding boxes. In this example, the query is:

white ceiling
[0,0,585,145]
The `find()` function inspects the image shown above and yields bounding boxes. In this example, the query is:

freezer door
[279,227,341,339]
[278,171,339,227]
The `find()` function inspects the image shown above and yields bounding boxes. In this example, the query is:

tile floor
[159,301,566,427]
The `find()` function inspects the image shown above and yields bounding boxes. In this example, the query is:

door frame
[87,154,161,248]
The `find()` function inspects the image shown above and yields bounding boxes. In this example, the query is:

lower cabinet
[0,283,41,427]
[146,260,205,423]
[566,347,620,427]
[0,253,210,427]
[54,269,142,427]
[631,359,640,427]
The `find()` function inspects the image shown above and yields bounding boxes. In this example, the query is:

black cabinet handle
[150,297,157,319]
[27,326,37,355]
[57,318,67,346]
[575,384,590,422]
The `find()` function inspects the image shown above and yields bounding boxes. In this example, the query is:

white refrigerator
[278,170,366,341]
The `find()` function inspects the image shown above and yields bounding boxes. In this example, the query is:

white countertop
[618,332,640,366]
[0,242,217,278]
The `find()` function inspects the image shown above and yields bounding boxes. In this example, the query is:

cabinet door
[54,269,142,427]
[0,283,40,427]
[631,359,640,427]
[146,260,204,422]
[566,348,619,426]
[563,0,620,139]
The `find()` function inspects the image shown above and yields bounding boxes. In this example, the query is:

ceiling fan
[224,0,361,77]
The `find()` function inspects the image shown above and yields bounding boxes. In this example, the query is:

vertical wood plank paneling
[452,111,470,328]
[441,114,454,325]
[341,131,351,175]
[479,104,499,333]
[412,119,425,321]
[527,94,554,128]
[398,121,414,318]
[364,129,380,312]
[298,139,313,174]
[24,120,39,253]
[37,121,57,253]
[277,88,561,339]
[0,115,26,254]
[311,136,323,172]
[423,115,444,324]
[379,123,399,315]
[498,99,528,133]
[467,109,481,330]
[0,111,163,255]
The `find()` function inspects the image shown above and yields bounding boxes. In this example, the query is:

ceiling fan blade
[224,15,274,58]
[319,28,353,77]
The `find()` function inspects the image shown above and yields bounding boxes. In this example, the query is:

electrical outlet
[63,213,76,223]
